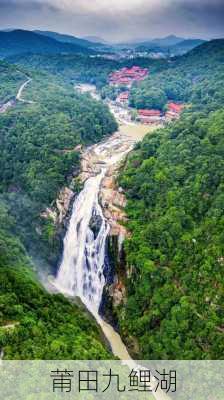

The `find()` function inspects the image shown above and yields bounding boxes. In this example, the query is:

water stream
[53,87,170,399]
[54,132,135,360]
[54,84,149,361]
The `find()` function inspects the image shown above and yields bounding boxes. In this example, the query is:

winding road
[0,76,33,114]
[16,77,33,103]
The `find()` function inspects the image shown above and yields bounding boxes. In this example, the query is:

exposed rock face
[100,232,127,326]
[76,137,130,316]
[56,187,75,224]
[42,132,131,317]
[80,151,101,181]
[109,278,126,307]
[41,187,75,225]
[40,208,57,223]
[100,164,128,238]
[89,213,103,239]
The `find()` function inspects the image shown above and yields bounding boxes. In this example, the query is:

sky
[0,0,224,42]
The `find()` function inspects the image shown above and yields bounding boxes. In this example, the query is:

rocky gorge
[40,85,156,359]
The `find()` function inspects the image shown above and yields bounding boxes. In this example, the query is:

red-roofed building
[109,66,148,86]
[165,102,184,121]
[137,109,162,124]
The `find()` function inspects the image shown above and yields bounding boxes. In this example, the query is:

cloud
[0,0,223,40]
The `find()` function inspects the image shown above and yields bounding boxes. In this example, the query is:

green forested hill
[0,207,111,359]
[34,30,105,49]
[129,39,224,111]
[6,53,118,88]
[0,29,94,57]
[0,61,26,103]
[118,110,224,359]
[117,39,224,359]
[0,70,117,262]
[0,64,116,359]
[7,53,167,88]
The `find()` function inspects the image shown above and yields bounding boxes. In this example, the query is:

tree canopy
[115,39,224,359]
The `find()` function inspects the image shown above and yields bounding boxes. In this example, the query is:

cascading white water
[54,133,135,316]
[55,169,109,313]
[53,88,169,398]
[53,133,139,362]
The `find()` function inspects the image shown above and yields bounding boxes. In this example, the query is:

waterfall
[54,131,137,361]
[55,133,135,315]
[52,96,170,397]
[55,169,109,314]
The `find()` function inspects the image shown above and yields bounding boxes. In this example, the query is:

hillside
[0,61,26,103]
[0,29,95,57]
[175,38,224,65]
[134,36,205,55]
[0,213,111,359]
[6,52,168,90]
[170,39,205,55]
[35,30,105,49]
[151,35,185,46]
[130,39,224,112]
[0,64,117,359]
[0,68,117,260]
[115,39,224,359]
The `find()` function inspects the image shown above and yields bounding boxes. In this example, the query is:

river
[55,84,154,361]
[54,85,146,357]
[54,131,137,361]
[54,84,169,399]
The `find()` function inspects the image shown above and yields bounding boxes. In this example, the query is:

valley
[52,82,158,360]
[0,32,224,364]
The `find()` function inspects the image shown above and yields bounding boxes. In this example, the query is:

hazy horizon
[0,0,224,42]
[1,28,216,44]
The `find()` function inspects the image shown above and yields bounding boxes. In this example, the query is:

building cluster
[108,67,184,125]
[114,97,184,125]
[137,102,184,125]
[109,66,148,87]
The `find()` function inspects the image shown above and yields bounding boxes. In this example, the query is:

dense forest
[129,39,224,111]
[7,52,168,89]
[0,29,94,57]
[1,35,224,361]
[0,63,117,358]
[116,39,224,359]
[0,216,111,359]
[0,69,117,259]
[0,61,26,103]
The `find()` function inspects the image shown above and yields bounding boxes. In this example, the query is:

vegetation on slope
[129,39,224,111]
[0,61,26,103]
[116,39,224,359]
[7,53,168,89]
[0,63,117,359]
[0,203,111,359]
[0,29,94,57]
[35,30,105,49]
[0,70,117,264]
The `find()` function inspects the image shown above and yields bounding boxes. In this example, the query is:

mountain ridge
[0,29,95,57]
[34,30,105,48]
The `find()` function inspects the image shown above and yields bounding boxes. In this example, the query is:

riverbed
[55,83,158,361]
